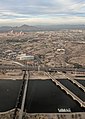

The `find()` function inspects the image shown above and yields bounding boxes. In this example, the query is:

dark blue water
[0,79,85,113]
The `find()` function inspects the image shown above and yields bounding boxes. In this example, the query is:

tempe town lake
[0,79,85,113]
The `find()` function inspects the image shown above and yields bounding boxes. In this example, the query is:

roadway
[18,71,30,119]
[45,72,85,108]
[63,73,85,92]
[1,65,85,72]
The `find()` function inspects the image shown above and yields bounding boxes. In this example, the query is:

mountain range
[0,24,40,32]
[0,24,85,32]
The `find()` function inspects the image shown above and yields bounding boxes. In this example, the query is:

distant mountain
[0,24,40,32]
[0,26,12,32]
[0,24,85,32]
[38,24,85,31]
[13,24,40,32]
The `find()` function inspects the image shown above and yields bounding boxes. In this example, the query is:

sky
[0,0,85,26]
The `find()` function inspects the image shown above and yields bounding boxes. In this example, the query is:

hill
[0,24,40,32]
[0,24,85,32]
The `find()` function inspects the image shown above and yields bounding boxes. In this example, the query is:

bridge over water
[1,65,85,72]
[45,72,85,108]
[1,61,85,118]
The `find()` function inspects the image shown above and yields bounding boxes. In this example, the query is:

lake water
[0,79,85,113]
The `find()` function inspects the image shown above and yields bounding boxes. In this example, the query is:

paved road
[1,65,85,72]
[45,72,85,108]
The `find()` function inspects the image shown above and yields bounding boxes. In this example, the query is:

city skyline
[0,0,85,26]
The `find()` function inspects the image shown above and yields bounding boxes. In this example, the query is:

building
[17,54,34,61]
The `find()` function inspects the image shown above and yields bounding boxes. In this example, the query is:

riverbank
[0,71,85,80]
[0,110,85,119]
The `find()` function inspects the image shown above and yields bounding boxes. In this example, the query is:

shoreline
[0,109,85,119]
[0,74,85,80]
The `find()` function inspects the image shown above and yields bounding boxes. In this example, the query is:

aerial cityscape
[0,0,85,119]
[1,27,85,78]
[0,26,85,119]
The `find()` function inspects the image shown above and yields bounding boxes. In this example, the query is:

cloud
[0,16,85,26]
[0,0,85,25]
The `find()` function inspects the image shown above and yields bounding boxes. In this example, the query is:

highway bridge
[2,59,85,118]
[13,69,85,119]
[1,65,85,72]
[45,72,85,108]
[63,73,85,92]
[13,70,30,119]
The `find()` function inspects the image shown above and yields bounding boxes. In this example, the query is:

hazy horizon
[0,24,85,27]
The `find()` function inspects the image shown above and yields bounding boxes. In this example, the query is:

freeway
[63,73,85,92]
[45,72,85,108]
[18,71,30,119]
[13,70,30,119]
[1,65,85,72]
